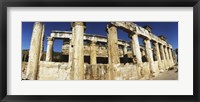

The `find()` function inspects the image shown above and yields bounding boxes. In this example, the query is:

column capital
[143,37,151,44]
[47,37,54,41]
[71,22,86,30]
[128,33,138,39]
[124,42,129,47]
[106,24,117,33]
[90,41,97,46]
[107,24,116,28]
[71,22,86,27]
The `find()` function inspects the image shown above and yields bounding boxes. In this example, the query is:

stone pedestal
[26,22,44,80]
[46,37,54,61]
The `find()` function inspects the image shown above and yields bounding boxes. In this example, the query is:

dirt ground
[153,66,178,80]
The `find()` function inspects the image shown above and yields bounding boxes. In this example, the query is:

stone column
[90,37,97,65]
[144,38,155,73]
[26,22,44,80]
[160,44,167,69]
[129,33,143,78]
[46,37,54,61]
[68,38,73,68]
[154,42,161,61]
[165,46,169,59]
[167,47,171,67]
[123,43,128,64]
[107,24,120,80]
[168,48,174,66]
[70,22,85,80]
[160,44,165,60]
[164,46,170,68]
[129,34,142,63]
[154,42,161,70]
[39,26,45,60]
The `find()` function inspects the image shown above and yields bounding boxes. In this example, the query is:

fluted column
[46,37,54,61]
[70,22,86,80]
[107,25,120,80]
[26,22,44,80]
[90,37,97,65]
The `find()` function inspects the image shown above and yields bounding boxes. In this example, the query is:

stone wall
[23,60,169,80]
[36,61,142,80]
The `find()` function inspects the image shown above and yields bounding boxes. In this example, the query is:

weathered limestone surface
[26,22,44,80]
[39,26,45,60]
[38,61,70,80]
[123,43,128,64]
[90,39,97,64]
[107,25,120,80]
[37,62,139,80]
[144,39,159,77]
[164,46,170,69]
[129,33,143,78]
[85,64,109,80]
[168,48,174,67]
[154,42,162,71]
[160,44,167,70]
[70,22,85,80]
[46,37,54,61]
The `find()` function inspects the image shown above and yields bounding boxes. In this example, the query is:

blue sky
[22,22,178,52]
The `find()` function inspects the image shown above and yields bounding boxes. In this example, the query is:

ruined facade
[23,22,177,80]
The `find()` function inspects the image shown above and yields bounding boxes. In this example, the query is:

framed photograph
[0,0,199,102]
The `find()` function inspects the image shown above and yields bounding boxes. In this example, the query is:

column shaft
[123,43,128,64]
[130,34,142,63]
[107,25,120,80]
[129,33,143,79]
[90,40,97,64]
[26,22,44,80]
[71,22,85,80]
[144,39,155,73]
[165,46,169,60]
[154,42,161,70]
[169,48,174,66]
[164,46,170,68]
[154,42,161,61]
[107,25,120,65]
[160,45,167,69]
[46,37,54,61]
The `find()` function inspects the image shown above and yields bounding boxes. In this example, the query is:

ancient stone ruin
[22,22,177,80]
